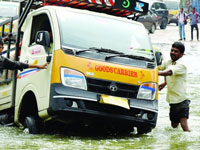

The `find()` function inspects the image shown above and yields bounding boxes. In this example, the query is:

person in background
[158,42,190,132]
[0,38,47,71]
[188,7,200,41]
[177,8,187,41]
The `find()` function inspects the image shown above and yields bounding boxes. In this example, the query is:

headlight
[137,83,157,100]
[60,67,87,90]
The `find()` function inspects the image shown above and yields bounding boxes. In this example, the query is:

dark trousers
[191,24,199,40]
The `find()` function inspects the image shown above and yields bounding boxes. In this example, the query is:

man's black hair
[172,41,185,53]
[0,38,4,46]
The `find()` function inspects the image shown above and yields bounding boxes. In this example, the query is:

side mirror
[46,55,52,63]
[155,51,163,66]
[35,31,50,47]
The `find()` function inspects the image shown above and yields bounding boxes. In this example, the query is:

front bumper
[48,84,158,128]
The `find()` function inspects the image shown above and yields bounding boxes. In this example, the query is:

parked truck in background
[0,0,20,37]
[0,0,162,135]
[165,0,179,26]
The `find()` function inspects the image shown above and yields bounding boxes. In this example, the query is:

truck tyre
[137,126,152,134]
[118,126,134,134]
[25,116,40,134]
[108,125,134,135]
[160,18,168,29]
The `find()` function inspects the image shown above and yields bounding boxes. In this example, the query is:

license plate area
[99,94,130,109]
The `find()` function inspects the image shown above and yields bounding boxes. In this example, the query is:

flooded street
[1,24,200,150]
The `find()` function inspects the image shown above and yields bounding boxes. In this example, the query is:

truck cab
[0,0,162,134]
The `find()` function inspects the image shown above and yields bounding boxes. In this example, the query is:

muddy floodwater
[1,25,200,150]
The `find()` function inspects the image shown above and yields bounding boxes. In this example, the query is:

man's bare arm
[158,70,172,76]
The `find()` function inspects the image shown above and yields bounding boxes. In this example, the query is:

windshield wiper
[105,54,154,62]
[62,48,91,55]
[89,47,124,54]
[75,49,91,55]
[75,47,123,55]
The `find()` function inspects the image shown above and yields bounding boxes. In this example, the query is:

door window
[30,14,53,54]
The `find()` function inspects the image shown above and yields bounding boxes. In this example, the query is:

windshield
[165,1,179,10]
[57,9,153,59]
[0,3,18,18]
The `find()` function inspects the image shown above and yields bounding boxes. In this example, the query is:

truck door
[17,13,53,110]
[28,13,53,97]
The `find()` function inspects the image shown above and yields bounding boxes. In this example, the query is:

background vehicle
[138,10,159,34]
[0,0,20,37]
[0,0,162,135]
[144,0,169,29]
[165,0,179,26]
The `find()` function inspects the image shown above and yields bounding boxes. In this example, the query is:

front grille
[86,77,139,99]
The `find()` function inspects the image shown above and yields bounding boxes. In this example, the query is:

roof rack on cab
[24,0,148,20]
[41,0,148,18]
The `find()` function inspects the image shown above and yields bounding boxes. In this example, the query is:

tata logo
[109,83,118,92]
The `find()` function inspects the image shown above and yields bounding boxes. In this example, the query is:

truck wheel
[119,126,134,134]
[137,126,152,134]
[25,116,40,134]
[108,125,134,135]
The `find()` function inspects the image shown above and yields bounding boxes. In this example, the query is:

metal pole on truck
[11,0,35,108]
